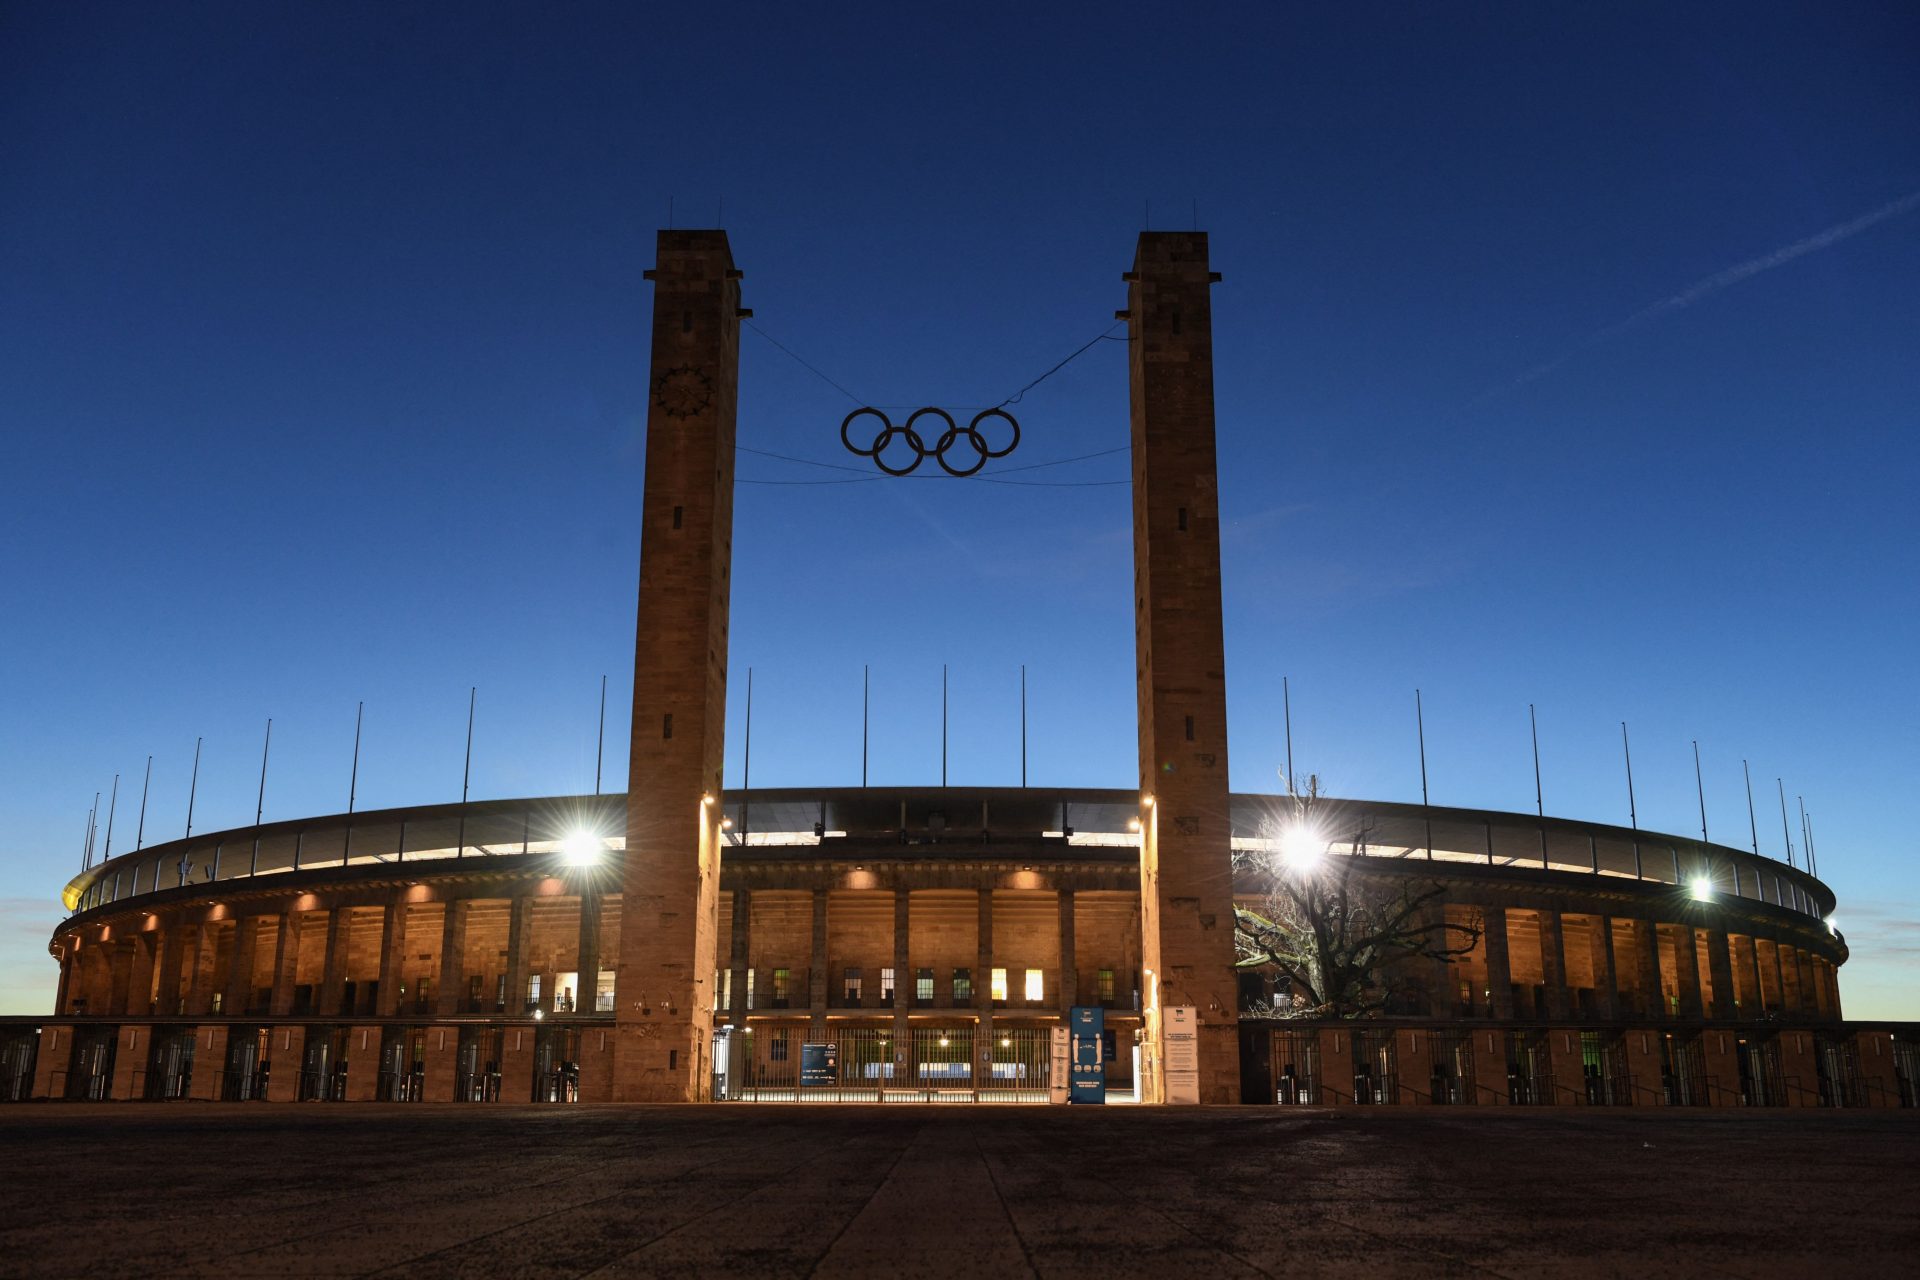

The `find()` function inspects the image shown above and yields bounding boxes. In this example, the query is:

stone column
[107,937,135,1015]
[1538,911,1570,1020]
[504,897,534,1015]
[223,915,259,1017]
[53,946,73,1015]
[576,890,602,1014]
[154,921,187,1017]
[1748,937,1769,1014]
[435,900,468,1016]
[125,932,157,1016]
[613,229,743,1103]
[1057,889,1077,1011]
[1589,915,1618,1021]
[1632,918,1662,1019]
[892,886,911,1047]
[1482,906,1514,1019]
[376,898,409,1017]
[976,885,995,1101]
[726,888,750,1029]
[1124,230,1241,1101]
[184,922,220,1016]
[1706,929,1737,1021]
[808,888,829,1041]
[319,907,352,1017]
[1672,925,1704,1020]
[268,912,302,1017]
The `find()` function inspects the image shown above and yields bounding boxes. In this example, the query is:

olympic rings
[839,406,1022,477]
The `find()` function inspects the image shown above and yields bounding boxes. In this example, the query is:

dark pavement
[1,1104,1915,1277]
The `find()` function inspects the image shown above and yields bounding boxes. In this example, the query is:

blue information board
[1069,1006,1106,1104]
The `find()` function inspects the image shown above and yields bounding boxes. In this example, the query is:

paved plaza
[1,1105,1915,1277]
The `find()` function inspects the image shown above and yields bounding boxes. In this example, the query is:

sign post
[1069,1007,1106,1104]
[1048,1026,1070,1103]
[1164,1006,1200,1104]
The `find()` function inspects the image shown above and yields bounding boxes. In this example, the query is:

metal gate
[1508,1031,1553,1105]
[1660,1032,1708,1106]
[1428,1030,1475,1104]
[1735,1034,1785,1107]
[724,1024,1052,1102]
[1581,1031,1632,1105]
[1270,1030,1319,1105]
[1351,1029,1397,1105]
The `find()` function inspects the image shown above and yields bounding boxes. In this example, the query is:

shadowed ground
[1,1105,1915,1277]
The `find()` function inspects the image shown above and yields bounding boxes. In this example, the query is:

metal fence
[721,1025,1054,1102]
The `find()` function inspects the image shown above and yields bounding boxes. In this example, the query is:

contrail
[1480,188,1920,402]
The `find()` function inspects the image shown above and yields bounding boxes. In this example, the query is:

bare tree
[1234,775,1482,1019]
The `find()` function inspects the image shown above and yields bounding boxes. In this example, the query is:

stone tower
[1123,231,1242,1103]
[613,230,743,1102]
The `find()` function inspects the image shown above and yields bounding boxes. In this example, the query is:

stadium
[4,229,1913,1109]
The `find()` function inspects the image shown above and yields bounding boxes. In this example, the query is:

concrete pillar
[125,932,157,1016]
[421,1025,458,1103]
[1057,889,1076,1010]
[1706,929,1737,1021]
[51,953,72,1019]
[613,229,743,1103]
[1482,907,1514,1019]
[1590,915,1618,1021]
[575,890,602,1014]
[269,912,302,1017]
[107,937,134,1014]
[1632,919,1663,1019]
[1780,945,1804,1012]
[376,898,409,1017]
[892,886,911,1046]
[1538,911,1570,1021]
[319,908,352,1016]
[808,888,828,1040]
[190,1026,230,1101]
[1124,230,1241,1103]
[344,1026,379,1102]
[726,888,750,1029]
[184,922,219,1017]
[975,886,994,1064]
[1672,925,1704,1020]
[224,915,259,1016]
[154,921,187,1017]
[504,897,534,1015]
[1747,937,1769,1014]
[436,899,468,1016]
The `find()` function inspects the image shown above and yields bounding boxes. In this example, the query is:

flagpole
[1776,778,1795,868]
[1622,723,1640,878]
[251,719,272,875]
[1529,704,1546,867]
[1020,665,1028,789]
[344,702,363,861]
[861,665,869,788]
[595,675,607,796]
[1416,690,1431,860]
[1742,759,1759,856]
[101,775,119,862]
[1282,676,1294,795]
[456,688,474,861]
[135,755,152,851]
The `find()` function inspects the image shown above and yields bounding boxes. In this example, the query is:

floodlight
[1689,876,1713,902]
[1280,822,1323,870]
[562,832,602,867]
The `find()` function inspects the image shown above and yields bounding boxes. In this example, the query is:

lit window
[772,967,789,1007]
[1025,968,1044,1002]
[991,968,1008,1002]
[953,968,972,1002]
[844,968,862,1004]
[1098,969,1114,1002]
[526,974,542,1010]
[916,968,933,1001]
[746,967,755,1010]
[880,967,895,1001]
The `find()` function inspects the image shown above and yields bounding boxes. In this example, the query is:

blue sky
[3,3,1916,1017]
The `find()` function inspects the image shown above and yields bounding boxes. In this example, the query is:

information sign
[1069,1006,1107,1104]
[1164,1005,1200,1104]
